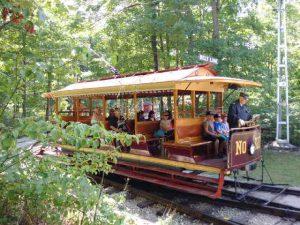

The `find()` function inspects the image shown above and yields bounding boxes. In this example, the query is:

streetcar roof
[42,64,261,98]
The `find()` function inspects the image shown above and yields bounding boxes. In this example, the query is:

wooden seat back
[61,115,76,122]
[78,116,92,124]
[103,120,110,130]
[102,119,135,133]
[126,119,135,133]
[135,121,160,139]
[175,117,206,143]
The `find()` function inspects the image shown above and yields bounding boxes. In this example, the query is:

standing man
[228,92,252,128]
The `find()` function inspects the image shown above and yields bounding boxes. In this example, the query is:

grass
[240,150,300,187]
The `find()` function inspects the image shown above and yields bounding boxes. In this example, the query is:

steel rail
[220,190,300,215]
[192,190,300,221]
[214,194,300,220]
[100,174,300,221]
[224,180,300,197]
[96,176,244,225]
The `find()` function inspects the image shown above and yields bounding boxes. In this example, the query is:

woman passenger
[202,111,222,157]
[147,110,156,121]
[154,111,173,138]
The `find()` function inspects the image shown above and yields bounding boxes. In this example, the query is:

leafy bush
[0,117,140,224]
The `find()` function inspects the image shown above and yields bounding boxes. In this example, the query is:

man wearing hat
[142,101,153,120]
[228,92,252,128]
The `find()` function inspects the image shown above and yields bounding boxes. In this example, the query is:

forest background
[0,0,299,224]
[0,0,299,144]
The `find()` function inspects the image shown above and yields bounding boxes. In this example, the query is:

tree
[211,0,220,40]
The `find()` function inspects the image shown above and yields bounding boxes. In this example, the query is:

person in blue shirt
[221,114,230,140]
[214,114,228,141]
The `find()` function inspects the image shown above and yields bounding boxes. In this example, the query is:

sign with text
[198,54,218,64]
[228,126,262,169]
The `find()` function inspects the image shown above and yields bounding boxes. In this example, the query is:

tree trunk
[150,1,159,71]
[211,0,220,40]
[13,103,19,119]
[165,33,170,69]
[159,34,167,69]
[151,34,159,71]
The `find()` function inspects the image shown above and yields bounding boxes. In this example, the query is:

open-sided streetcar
[43,64,262,198]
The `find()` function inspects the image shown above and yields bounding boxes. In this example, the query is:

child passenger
[213,114,228,141]
[221,114,230,140]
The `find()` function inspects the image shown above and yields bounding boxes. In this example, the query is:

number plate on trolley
[228,127,262,169]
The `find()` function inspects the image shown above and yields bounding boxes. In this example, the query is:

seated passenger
[143,102,153,120]
[221,113,230,140]
[137,110,145,121]
[154,111,173,138]
[214,114,228,141]
[166,110,172,120]
[108,108,118,132]
[91,107,103,124]
[202,111,226,158]
[109,108,129,133]
[109,108,130,152]
[147,110,156,121]
[106,108,115,121]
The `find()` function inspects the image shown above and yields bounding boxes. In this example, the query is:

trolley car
[43,64,262,198]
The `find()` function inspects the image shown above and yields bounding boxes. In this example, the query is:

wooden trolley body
[43,64,262,198]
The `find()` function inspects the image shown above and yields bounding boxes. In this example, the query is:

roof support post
[173,90,178,143]
[191,91,196,118]
[74,98,79,122]
[182,95,185,117]
[102,95,106,121]
[89,97,92,116]
[207,92,211,112]
[218,92,223,113]
[133,93,138,134]
[54,97,59,115]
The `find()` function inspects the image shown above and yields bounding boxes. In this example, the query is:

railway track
[96,176,245,225]
[91,174,300,225]
[35,143,300,224]
[221,180,300,214]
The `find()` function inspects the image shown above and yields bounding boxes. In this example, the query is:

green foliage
[0,117,143,224]
[0,0,299,223]
[1,0,299,144]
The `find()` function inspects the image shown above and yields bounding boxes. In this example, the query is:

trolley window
[195,92,207,117]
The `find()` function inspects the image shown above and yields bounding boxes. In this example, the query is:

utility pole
[275,0,294,148]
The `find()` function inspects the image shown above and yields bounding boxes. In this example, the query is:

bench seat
[163,138,212,158]
[164,140,212,148]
